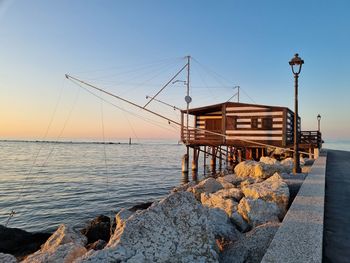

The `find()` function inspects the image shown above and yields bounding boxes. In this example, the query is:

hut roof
[181,102,291,115]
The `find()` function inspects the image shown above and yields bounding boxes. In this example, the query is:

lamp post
[289,53,304,174]
[317,114,321,132]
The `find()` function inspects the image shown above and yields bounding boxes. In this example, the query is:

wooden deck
[182,128,322,149]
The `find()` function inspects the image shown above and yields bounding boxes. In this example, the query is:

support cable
[143,63,188,109]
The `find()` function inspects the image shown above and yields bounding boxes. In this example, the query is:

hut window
[226,116,237,130]
[262,117,273,129]
[251,117,258,129]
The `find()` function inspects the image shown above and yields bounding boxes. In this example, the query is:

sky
[0,0,349,141]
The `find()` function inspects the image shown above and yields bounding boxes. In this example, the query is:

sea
[0,139,349,233]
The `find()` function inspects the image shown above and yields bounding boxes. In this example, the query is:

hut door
[205,119,222,139]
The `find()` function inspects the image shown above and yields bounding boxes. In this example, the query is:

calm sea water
[0,140,191,233]
[1,139,349,233]
[323,139,350,152]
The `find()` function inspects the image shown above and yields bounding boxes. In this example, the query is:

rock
[280,157,294,172]
[241,173,289,217]
[235,160,290,180]
[231,211,249,232]
[0,225,51,259]
[208,208,241,241]
[0,252,17,263]
[216,174,242,186]
[129,201,153,212]
[213,188,243,202]
[234,160,264,179]
[237,198,280,227]
[220,222,280,263]
[201,192,238,216]
[269,147,287,157]
[172,181,197,192]
[281,157,293,167]
[304,158,315,166]
[115,208,134,230]
[239,177,263,187]
[81,215,111,244]
[188,177,223,200]
[86,239,107,251]
[260,156,279,165]
[22,224,87,263]
[219,181,236,189]
[77,192,219,262]
[111,203,153,236]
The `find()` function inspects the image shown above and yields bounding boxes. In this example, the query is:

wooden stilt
[219,146,222,171]
[192,147,198,171]
[203,146,207,176]
[210,147,216,174]
[182,153,189,173]
[182,146,189,173]
[228,146,234,167]
[238,149,242,163]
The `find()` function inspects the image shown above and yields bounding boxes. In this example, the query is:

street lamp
[317,114,321,132]
[289,53,304,174]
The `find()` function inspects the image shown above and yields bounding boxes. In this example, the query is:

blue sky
[0,0,349,140]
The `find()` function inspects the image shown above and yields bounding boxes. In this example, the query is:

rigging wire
[72,56,184,76]
[192,57,257,104]
[85,59,182,95]
[70,78,179,134]
[5,81,81,226]
[240,87,257,104]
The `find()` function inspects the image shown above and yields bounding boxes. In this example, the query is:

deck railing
[300,130,322,146]
[181,128,223,143]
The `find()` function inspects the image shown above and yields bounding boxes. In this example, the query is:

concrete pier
[261,150,327,263]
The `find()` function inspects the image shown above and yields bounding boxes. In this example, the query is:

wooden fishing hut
[180,101,322,174]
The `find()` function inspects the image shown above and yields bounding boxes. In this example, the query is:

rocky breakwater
[16,157,306,263]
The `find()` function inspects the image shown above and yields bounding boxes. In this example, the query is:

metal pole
[186,56,190,144]
[237,86,240,102]
[318,118,320,132]
[293,74,301,174]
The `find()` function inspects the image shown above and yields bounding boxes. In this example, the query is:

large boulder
[111,202,153,235]
[237,198,280,228]
[172,181,197,192]
[81,215,111,244]
[235,160,289,179]
[0,252,17,263]
[220,222,280,263]
[115,208,134,231]
[208,208,241,241]
[280,157,293,168]
[188,177,223,200]
[212,188,243,202]
[231,212,249,233]
[201,192,238,217]
[0,225,51,260]
[22,224,87,263]
[76,192,220,262]
[216,174,242,187]
[241,173,289,217]
[86,240,107,251]
[280,157,293,173]
[259,156,278,165]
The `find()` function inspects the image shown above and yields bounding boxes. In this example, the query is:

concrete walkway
[261,152,326,263]
[323,150,350,262]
